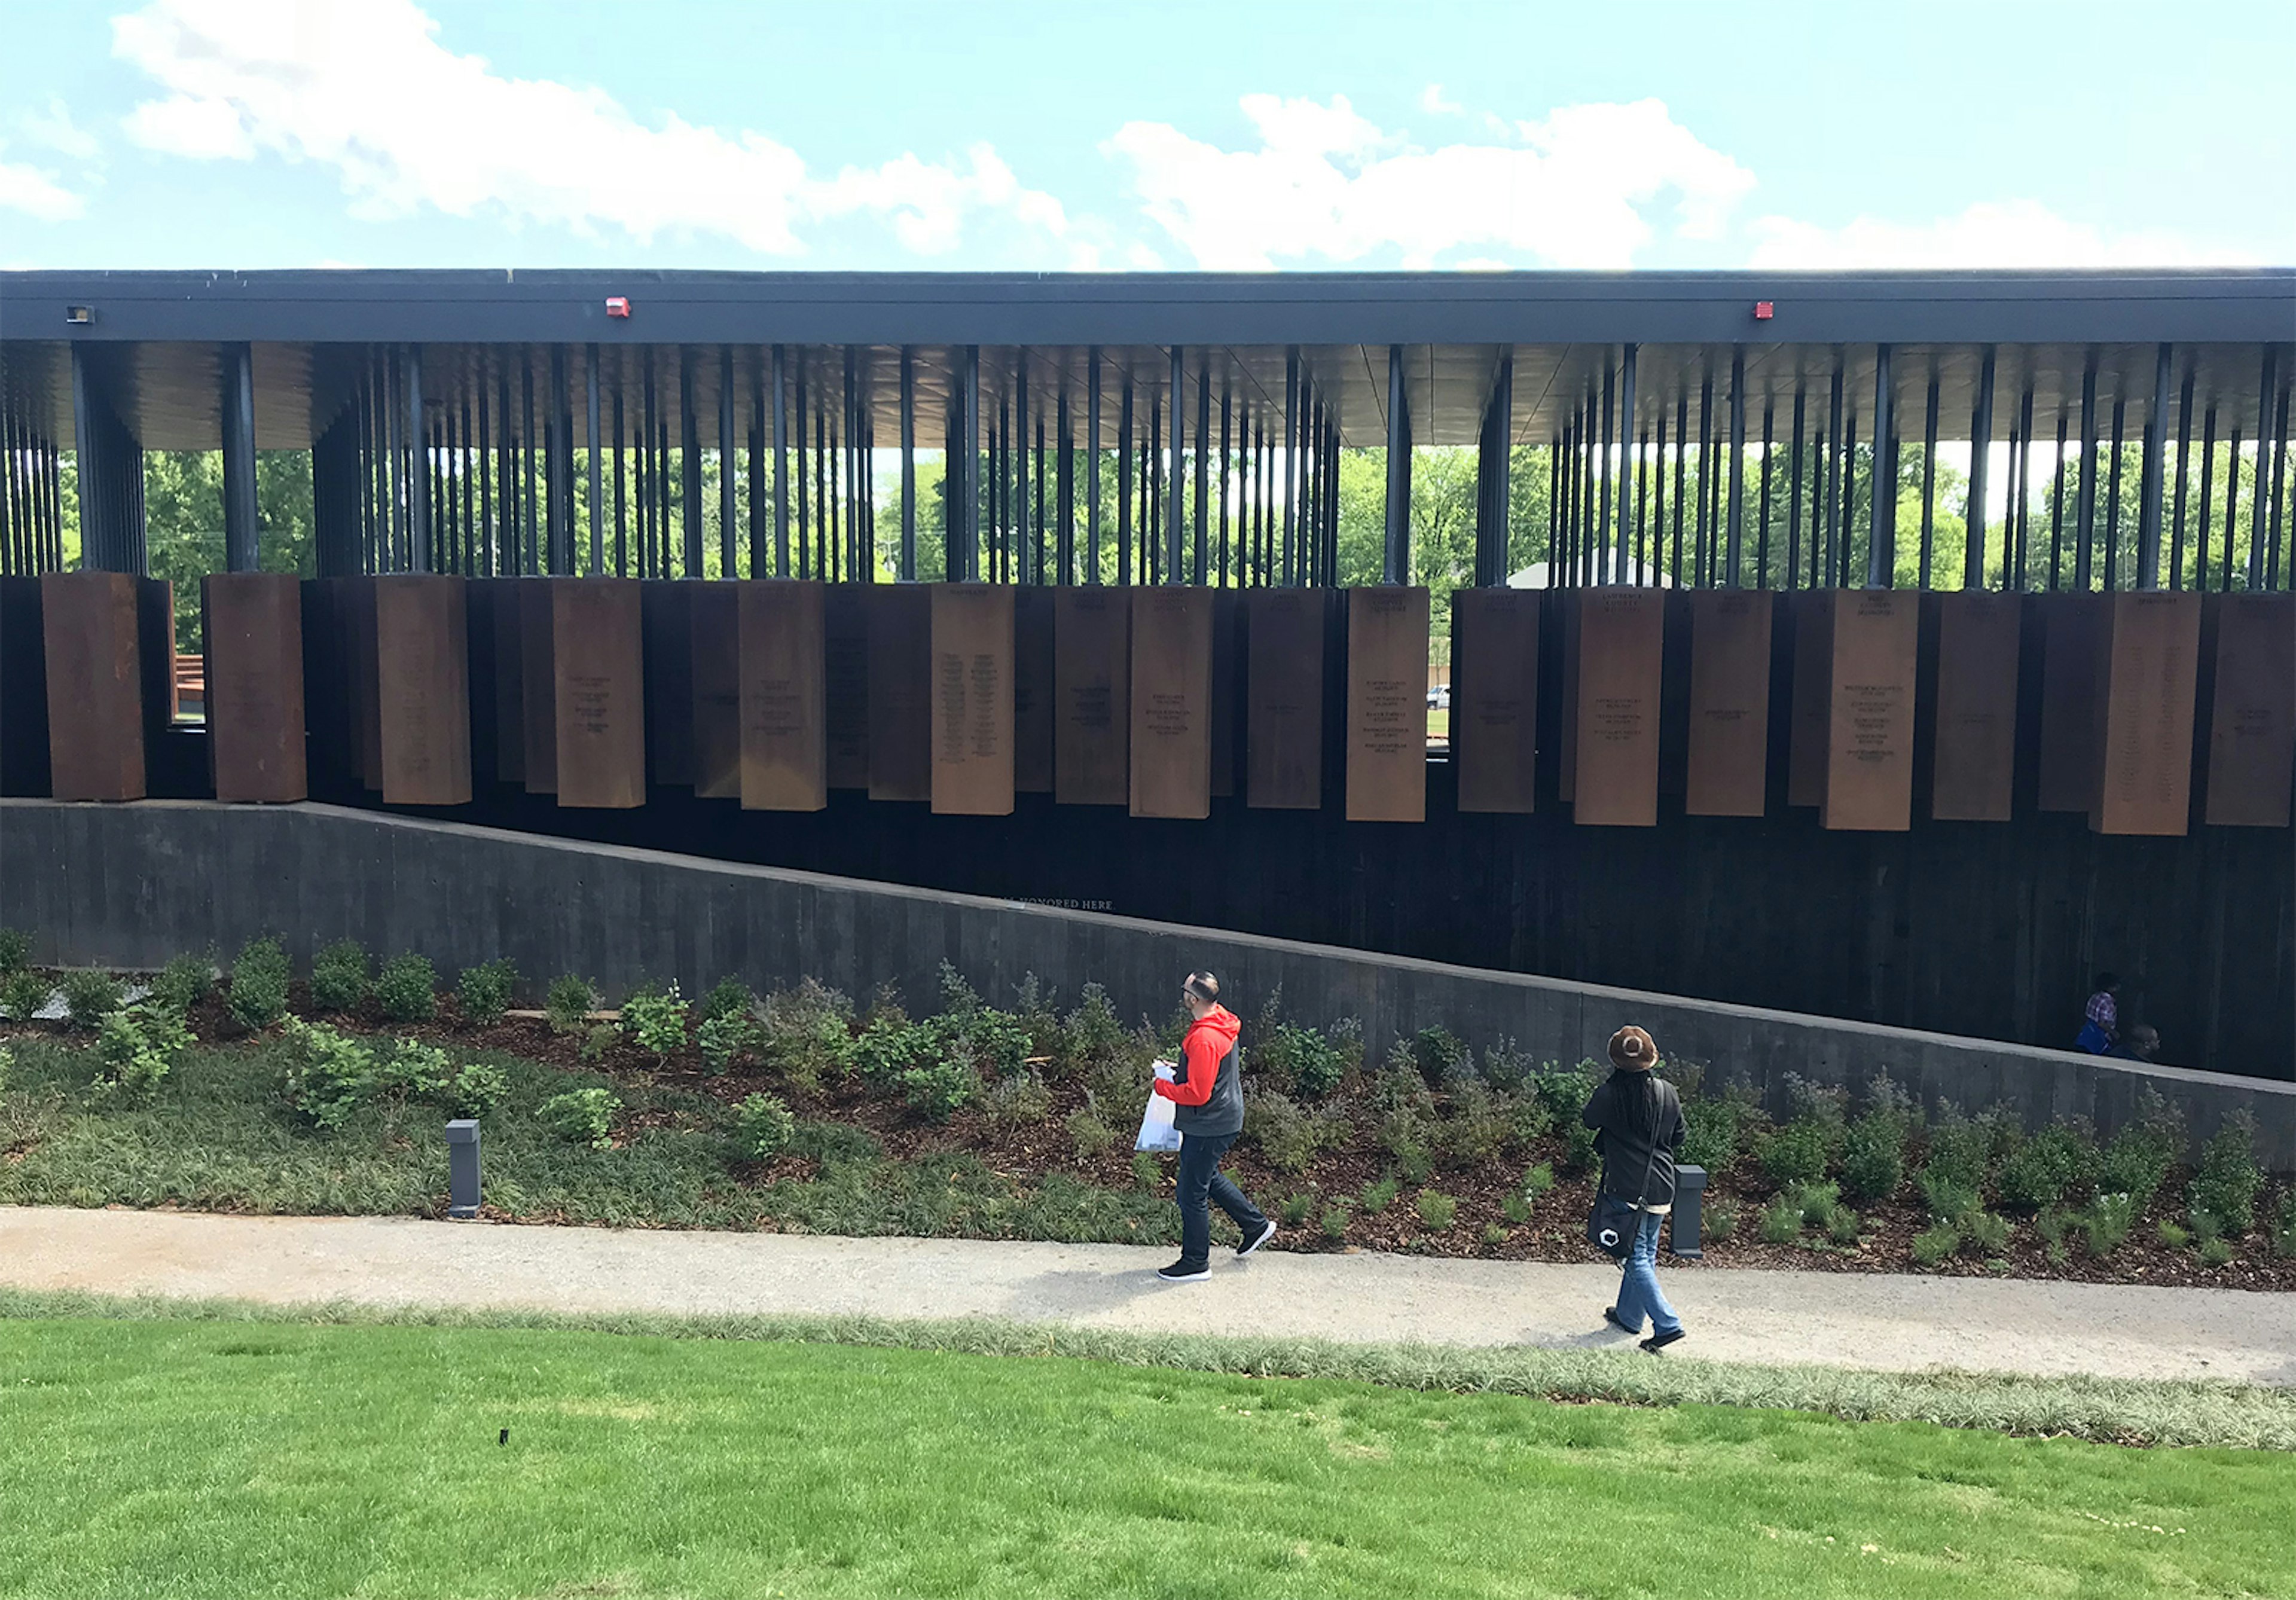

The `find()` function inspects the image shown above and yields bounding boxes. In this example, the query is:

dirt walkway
[4,1205,2291,1385]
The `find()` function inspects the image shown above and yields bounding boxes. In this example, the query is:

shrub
[1482,1222,1509,1247]
[2157,1219,2191,1250]
[1824,1204,1863,1245]
[0,1044,10,1095]
[439,1055,509,1119]
[1919,1173,1981,1226]
[2099,1091,2185,1213]
[1320,1205,1351,1241]
[1757,1118,1833,1187]
[2270,1192,2296,1260]
[1680,1086,1758,1175]
[1962,1210,2012,1257]
[309,941,371,1013]
[91,1003,190,1101]
[1479,1037,1536,1093]
[373,954,437,1023]
[1500,1192,1533,1226]
[1756,1198,1802,1245]
[1838,1076,1918,1203]
[1279,1192,1315,1226]
[1788,1181,1840,1227]
[1131,1153,1163,1193]
[147,952,215,1019]
[384,1038,453,1097]
[791,1120,883,1167]
[1524,1161,1556,1198]
[899,1055,981,1123]
[961,1006,1034,1083]
[1416,1190,1458,1231]
[545,975,597,1033]
[456,960,520,1028]
[760,979,857,1089]
[538,1087,620,1150]
[280,1018,379,1130]
[1918,1103,1998,1196]
[1412,1027,1472,1087]
[2199,1236,2234,1268]
[733,1092,796,1161]
[226,939,290,1029]
[1254,1020,1352,1101]
[1911,1223,1961,1267]
[579,1022,618,1064]
[59,969,125,1031]
[702,977,756,1025]
[2188,1112,2264,1235]
[1703,1201,1739,1243]
[1246,1092,1345,1175]
[696,1010,764,1076]
[1065,1107,1115,1159]
[2190,1209,2224,1245]
[619,982,690,1062]
[1531,1062,1599,1131]
[0,928,30,975]
[1360,1175,1399,1214]
[2076,1192,2136,1259]
[0,969,52,1023]
[1432,1083,1515,1169]
[1997,1120,2101,1213]
[1398,1144,1435,1186]
[1062,983,1128,1076]
[983,1071,1054,1126]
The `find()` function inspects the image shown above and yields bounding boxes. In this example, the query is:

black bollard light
[1668,1165,1707,1259]
[447,1119,481,1219]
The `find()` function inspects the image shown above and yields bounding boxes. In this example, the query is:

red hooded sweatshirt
[1155,1004,1241,1108]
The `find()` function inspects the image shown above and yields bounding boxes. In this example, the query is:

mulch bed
[8,984,2293,1292]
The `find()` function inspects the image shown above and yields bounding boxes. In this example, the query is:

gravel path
[4,1205,2291,1385]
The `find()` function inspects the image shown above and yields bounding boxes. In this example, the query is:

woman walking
[1581,1025,1688,1353]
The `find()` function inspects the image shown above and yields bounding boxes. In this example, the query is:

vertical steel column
[478,366,494,578]
[405,344,429,573]
[1116,368,1132,587]
[579,346,599,575]
[892,347,912,582]
[221,341,259,573]
[1034,407,1047,586]
[2074,356,2099,591]
[609,371,624,577]
[2137,343,2172,590]
[1217,377,1231,587]
[745,358,764,580]
[1593,361,1613,585]
[2170,364,2194,590]
[1755,403,1773,588]
[2268,373,2289,588]
[1383,344,1410,585]
[1167,346,1186,585]
[521,353,541,573]
[679,349,703,577]
[1058,378,1074,585]
[1724,348,1745,585]
[1671,391,1689,585]
[1493,354,1513,585]
[2196,405,2216,592]
[1086,348,1103,584]
[1282,347,1299,587]
[1961,347,1993,590]
[1618,348,1639,584]
[1868,344,1895,587]
[2103,396,2126,590]
[2224,424,2243,593]
[1694,370,1715,587]
[2251,351,2278,589]
[1194,364,1210,586]
[1014,356,1030,584]
[769,346,789,576]
[716,346,737,578]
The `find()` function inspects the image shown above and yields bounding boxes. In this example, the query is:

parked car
[1426,684,1451,710]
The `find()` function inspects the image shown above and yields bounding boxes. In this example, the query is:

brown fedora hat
[1607,1025,1658,1073]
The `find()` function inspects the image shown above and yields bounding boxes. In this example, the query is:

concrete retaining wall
[6,798,2292,1169]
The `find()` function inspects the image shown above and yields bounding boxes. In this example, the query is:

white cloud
[1104,94,1754,270]
[0,145,82,221]
[1419,83,1463,116]
[112,0,1067,258]
[1746,200,2260,270]
[17,96,100,161]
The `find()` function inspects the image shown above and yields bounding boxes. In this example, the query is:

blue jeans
[1613,1211,1681,1338]
[1174,1131,1267,1269]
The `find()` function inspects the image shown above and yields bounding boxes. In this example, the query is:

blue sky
[2,0,2289,274]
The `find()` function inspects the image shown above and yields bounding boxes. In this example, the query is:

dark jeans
[1175,1130,1267,1269]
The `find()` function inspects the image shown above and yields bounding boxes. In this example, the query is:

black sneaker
[1237,1220,1278,1257]
[1156,1260,1211,1283]
[1639,1328,1686,1354]
[1603,1306,1639,1335]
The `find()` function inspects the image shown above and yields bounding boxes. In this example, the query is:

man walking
[1153,971,1275,1283]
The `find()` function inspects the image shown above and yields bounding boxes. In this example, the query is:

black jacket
[1581,1072,1686,1208]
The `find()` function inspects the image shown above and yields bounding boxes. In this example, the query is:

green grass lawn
[1,1315,2288,1599]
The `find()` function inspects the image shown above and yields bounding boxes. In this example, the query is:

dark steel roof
[3,268,2290,450]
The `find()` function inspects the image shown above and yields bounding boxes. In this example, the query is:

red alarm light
[1752,300,1774,321]
[605,296,631,319]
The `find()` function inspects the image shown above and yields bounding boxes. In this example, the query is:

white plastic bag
[1135,1061,1182,1152]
